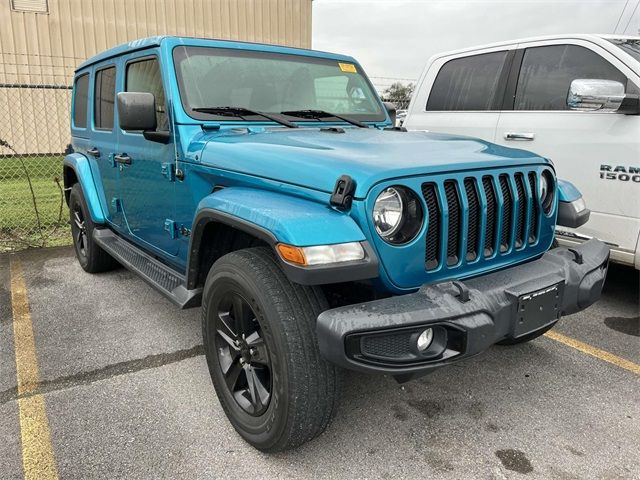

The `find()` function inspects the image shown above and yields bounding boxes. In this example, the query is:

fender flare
[63,153,107,224]
[557,178,582,203]
[186,187,379,288]
[556,179,590,228]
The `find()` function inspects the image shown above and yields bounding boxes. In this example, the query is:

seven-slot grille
[421,171,540,271]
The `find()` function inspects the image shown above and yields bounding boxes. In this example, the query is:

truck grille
[421,171,541,271]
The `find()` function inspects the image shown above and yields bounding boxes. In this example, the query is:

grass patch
[0,155,71,251]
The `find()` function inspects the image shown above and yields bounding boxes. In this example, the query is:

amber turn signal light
[276,243,307,265]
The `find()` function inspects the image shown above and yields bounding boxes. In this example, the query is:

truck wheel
[202,247,339,452]
[69,184,118,273]
[497,323,556,345]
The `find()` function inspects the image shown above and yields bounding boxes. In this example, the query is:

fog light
[417,328,434,351]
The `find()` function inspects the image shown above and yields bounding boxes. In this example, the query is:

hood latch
[330,175,356,210]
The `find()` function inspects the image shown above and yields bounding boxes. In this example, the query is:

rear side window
[94,66,116,130]
[126,57,168,130]
[514,45,628,110]
[426,51,508,111]
[72,74,89,128]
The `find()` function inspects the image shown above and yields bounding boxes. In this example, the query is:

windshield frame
[171,45,387,125]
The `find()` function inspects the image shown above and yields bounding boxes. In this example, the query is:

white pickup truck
[405,34,640,268]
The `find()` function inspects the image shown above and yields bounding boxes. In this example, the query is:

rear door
[494,40,640,259]
[89,61,123,230]
[406,48,514,140]
[116,53,179,258]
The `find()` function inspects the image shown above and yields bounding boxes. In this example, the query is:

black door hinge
[330,175,356,210]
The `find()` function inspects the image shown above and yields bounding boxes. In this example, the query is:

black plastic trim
[317,239,609,378]
[501,48,525,111]
[187,208,380,288]
[557,200,591,229]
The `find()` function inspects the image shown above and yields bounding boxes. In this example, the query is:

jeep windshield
[172,45,386,124]
[607,38,640,63]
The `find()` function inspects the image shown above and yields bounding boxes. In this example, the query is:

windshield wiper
[192,106,298,128]
[281,109,368,128]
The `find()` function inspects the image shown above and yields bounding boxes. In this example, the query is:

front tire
[202,247,339,452]
[69,184,118,273]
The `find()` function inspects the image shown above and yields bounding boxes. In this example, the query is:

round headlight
[373,187,404,238]
[540,170,555,214]
[373,186,423,244]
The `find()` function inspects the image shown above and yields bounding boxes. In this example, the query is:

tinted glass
[126,57,168,130]
[94,66,116,129]
[607,38,640,63]
[426,51,508,111]
[173,46,385,122]
[515,45,627,110]
[72,74,89,128]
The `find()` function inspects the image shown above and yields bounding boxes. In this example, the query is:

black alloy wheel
[214,291,272,416]
[68,183,119,273]
[71,206,88,259]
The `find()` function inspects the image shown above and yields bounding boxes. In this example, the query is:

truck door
[494,41,640,263]
[116,54,179,258]
[405,49,513,140]
[89,62,124,230]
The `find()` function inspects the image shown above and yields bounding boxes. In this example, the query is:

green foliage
[0,155,70,251]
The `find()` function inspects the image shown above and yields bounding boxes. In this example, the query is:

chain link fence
[0,53,77,252]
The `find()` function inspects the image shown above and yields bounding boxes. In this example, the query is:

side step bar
[93,229,201,309]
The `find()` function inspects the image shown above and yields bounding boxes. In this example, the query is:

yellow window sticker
[338,62,357,73]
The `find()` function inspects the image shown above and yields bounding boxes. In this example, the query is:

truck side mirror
[383,101,397,125]
[117,92,170,143]
[566,79,630,113]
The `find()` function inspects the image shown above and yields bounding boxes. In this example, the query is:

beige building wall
[0,0,313,153]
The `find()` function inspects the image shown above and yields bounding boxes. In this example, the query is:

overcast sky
[312,0,640,87]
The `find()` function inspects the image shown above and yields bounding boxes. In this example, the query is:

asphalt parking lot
[1,246,638,479]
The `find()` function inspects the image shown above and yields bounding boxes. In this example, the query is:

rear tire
[202,247,339,452]
[69,184,119,273]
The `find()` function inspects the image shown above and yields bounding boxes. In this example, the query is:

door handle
[504,132,535,141]
[114,153,132,165]
[87,147,100,157]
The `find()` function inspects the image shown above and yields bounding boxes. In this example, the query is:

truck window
[94,66,116,130]
[514,45,628,110]
[72,73,89,128]
[126,57,168,130]
[426,51,508,111]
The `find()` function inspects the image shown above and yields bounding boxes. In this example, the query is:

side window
[126,57,168,130]
[426,51,508,111]
[514,45,628,110]
[94,66,116,130]
[72,74,89,128]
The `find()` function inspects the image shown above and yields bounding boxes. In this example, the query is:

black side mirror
[383,101,397,125]
[117,92,170,143]
[619,94,640,115]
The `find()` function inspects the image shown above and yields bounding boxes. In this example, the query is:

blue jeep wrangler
[64,36,608,451]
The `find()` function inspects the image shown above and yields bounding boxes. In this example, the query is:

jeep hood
[197,127,548,198]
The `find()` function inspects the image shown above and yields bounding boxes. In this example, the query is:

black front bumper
[317,239,609,379]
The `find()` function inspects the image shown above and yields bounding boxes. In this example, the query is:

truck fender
[187,187,378,287]
[557,178,590,228]
[63,153,107,224]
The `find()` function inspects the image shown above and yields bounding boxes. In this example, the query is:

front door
[494,41,640,257]
[116,54,179,257]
